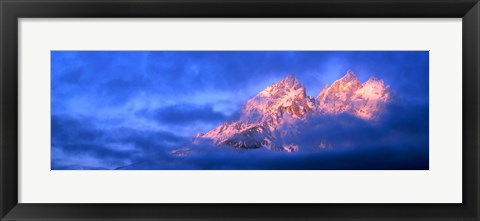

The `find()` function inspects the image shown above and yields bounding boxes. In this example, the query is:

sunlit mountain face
[51,51,429,170]
[197,70,389,152]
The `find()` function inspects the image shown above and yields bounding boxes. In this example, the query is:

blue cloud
[139,104,230,125]
[51,114,186,169]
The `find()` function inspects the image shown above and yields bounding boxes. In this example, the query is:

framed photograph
[1,0,479,220]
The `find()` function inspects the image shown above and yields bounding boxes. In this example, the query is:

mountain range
[193,70,389,152]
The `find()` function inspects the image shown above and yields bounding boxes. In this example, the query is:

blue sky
[51,51,429,170]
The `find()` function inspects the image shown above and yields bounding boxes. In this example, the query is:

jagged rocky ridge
[193,70,389,152]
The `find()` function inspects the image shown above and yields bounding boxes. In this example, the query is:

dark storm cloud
[138,104,229,125]
[51,114,188,170]
[121,143,428,170]
[119,100,429,170]
[291,101,429,148]
[127,95,429,170]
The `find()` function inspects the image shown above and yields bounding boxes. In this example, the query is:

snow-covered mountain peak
[260,74,302,96]
[278,74,300,87]
[316,71,389,119]
[340,70,359,83]
[244,74,314,120]
[199,70,390,151]
[316,71,362,103]
[364,76,384,85]
[333,70,361,88]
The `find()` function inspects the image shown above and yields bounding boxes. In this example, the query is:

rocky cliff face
[197,70,390,151]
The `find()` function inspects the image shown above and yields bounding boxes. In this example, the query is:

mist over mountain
[191,70,389,152]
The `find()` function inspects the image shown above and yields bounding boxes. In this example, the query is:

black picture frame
[1,0,479,220]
